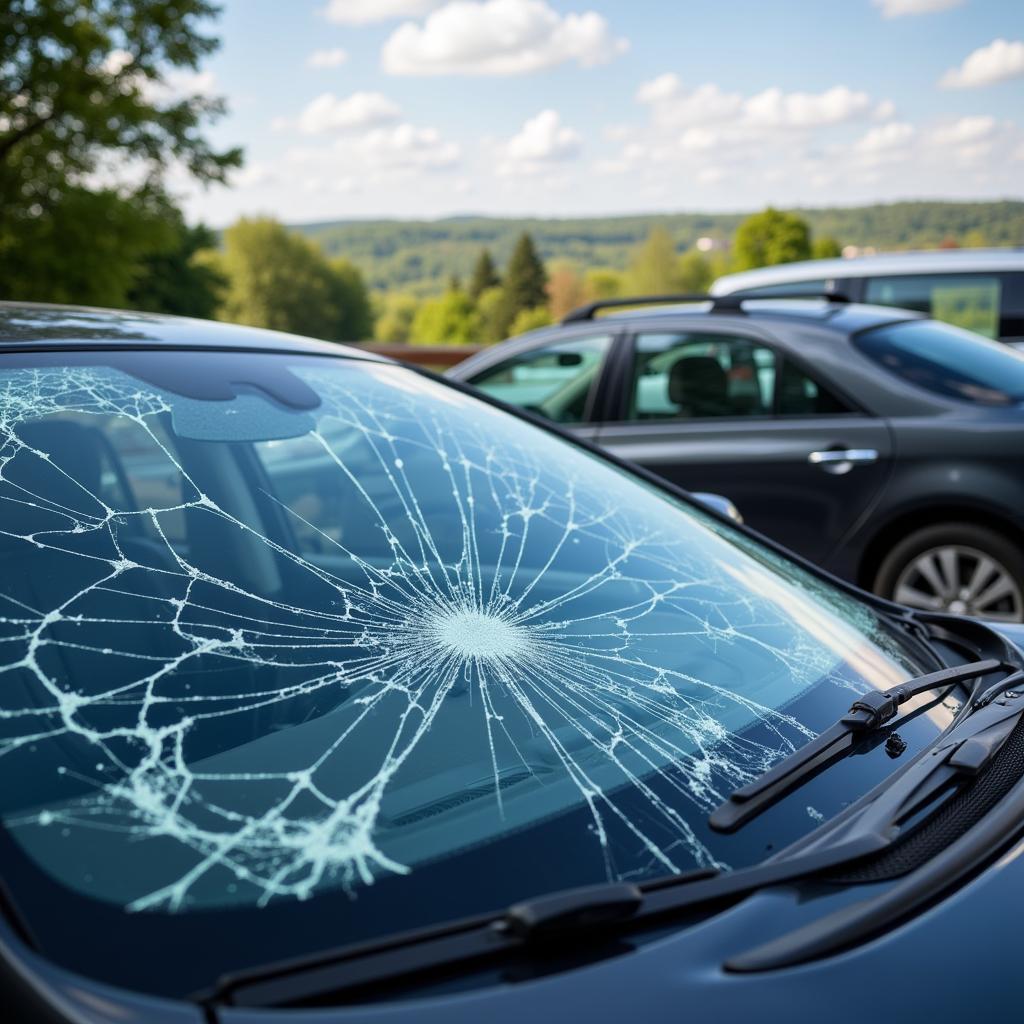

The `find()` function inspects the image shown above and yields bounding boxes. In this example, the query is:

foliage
[510,306,554,336]
[294,202,1024,296]
[213,218,372,341]
[374,292,420,343]
[468,249,500,300]
[547,264,588,321]
[476,286,507,345]
[332,258,374,341]
[128,217,224,319]
[584,268,626,300]
[493,233,548,339]
[627,227,680,294]
[0,0,240,307]
[410,287,481,346]
[676,249,713,293]
[0,184,177,306]
[733,208,812,271]
[811,236,843,259]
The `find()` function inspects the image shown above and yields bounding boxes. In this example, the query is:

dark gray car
[448,296,1024,622]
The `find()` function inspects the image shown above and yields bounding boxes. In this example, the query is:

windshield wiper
[710,659,1007,833]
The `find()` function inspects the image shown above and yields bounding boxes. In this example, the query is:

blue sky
[177,0,1024,225]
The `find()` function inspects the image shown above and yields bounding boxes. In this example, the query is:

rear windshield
[0,350,935,996]
[855,319,1024,404]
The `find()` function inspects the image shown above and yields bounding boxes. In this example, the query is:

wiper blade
[710,659,1006,833]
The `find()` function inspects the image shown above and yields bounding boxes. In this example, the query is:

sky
[175,0,1024,226]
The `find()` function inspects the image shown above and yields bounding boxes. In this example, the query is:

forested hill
[291,201,1024,294]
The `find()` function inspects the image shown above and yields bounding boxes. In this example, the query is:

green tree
[476,285,507,345]
[676,249,713,293]
[811,235,843,260]
[128,218,224,319]
[732,208,812,271]
[374,292,420,343]
[331,258,374,340]
[468,249,500,300]
[510,306,553,336]
[584,268,626,300]
[494,233,548,338]
[410,287,482,346]
[627,226,680,293]
[214,218,369,341]
[0,0,240,306]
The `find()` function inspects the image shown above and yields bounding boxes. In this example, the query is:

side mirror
[556,352,584,367]
[692,492,744,525]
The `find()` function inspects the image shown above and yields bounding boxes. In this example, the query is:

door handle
[808,448,879,475]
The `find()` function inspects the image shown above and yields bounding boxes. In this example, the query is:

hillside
[291,201,1024,295]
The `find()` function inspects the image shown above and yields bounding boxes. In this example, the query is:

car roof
[530,299,922,338]
[711,248,1024,294]
[0,302,386,359]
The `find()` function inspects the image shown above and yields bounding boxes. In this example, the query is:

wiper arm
[710,659,1006,833]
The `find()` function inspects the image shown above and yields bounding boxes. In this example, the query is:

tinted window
[856,319,1024,404]
[735,278,830,297]
[0,351,935,996]
[630,332,775,419]
[467,334,612,422]
[865,274,1001,339]
[776,361,852,415]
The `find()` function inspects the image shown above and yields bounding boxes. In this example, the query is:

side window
[865,274,1002,339]
[467,334,613,423]
[776,361,852,415]
[629,333,776,420]
[734,278,831,297]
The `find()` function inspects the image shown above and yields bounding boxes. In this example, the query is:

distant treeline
[293,201,1024,296]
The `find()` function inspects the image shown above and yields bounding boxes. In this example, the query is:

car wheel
[874,523,1024,623]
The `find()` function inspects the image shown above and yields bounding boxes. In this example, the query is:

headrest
[668,356,729,413]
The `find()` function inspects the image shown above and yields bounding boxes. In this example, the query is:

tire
[873,522,1024,623]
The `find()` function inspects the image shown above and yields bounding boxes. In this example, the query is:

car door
[594,327,893,565]
[462,331,619,445]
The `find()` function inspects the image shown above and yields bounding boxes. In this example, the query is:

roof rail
[561,291,850,324]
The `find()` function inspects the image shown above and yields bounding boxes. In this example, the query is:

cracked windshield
[0,351,932,942]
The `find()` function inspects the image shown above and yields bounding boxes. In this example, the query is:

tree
[627,226,679,294]
[410,287,481,346]
[510,306,553,336]
[732,208,812,271]
[476,286,507,345]
[546,264,587,321]
[331,258,374,340]
[494,233,548,339]
[676,249,713,293]
[811,236,843,260]
[375,292,420,343]
[214,218,371,341]
[0,1,241,306]
[468,249,500,300]
[129,218,225,319]
[584,268,626,300]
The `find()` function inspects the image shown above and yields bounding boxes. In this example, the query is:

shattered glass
[0,353,926,919]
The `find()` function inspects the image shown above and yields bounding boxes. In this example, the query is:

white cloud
[297,91,402,134]
[872,0,964,17]
[381,0,628,76]
[321,0,442,24]
[505,109,581,162]
[854,121,915,153]
[350,123,461,169]
[940,38,1024,88]
[636,76,874,130]
[930,115,996,145]
[743,85,872,127]
[636,78,743,127]
[307,48,348,69]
